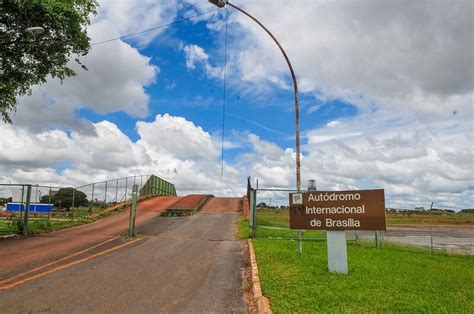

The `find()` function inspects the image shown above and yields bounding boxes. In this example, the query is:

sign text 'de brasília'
[289,189,386,231]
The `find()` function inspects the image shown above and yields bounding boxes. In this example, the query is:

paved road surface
[0,196,180,279]
[357,225,474,254]
[0,197,245,313]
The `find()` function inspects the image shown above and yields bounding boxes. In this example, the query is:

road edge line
[248,239,272,314]
[0,238,142,290]
[0,236,119,285]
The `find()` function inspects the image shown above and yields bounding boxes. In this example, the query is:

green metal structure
[139,175,177,198]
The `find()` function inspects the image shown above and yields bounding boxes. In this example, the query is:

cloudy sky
[1,0,472,210]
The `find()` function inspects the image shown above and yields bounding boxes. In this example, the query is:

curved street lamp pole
[209,0,302,192]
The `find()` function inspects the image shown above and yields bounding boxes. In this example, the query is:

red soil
[135,196,182,212]
[200,197,243,213]
[166,194,213,210]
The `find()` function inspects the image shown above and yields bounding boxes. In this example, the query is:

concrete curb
[248,239,272,314]
[0,234,18,240]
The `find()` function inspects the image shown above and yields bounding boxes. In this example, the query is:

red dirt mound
[164,194,213,214]
[136,196,182,213]
[200,197,242,213]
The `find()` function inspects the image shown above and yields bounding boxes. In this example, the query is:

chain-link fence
[0,184,61,236]
[75,175,149,211]
[0,174,177,237]
[245,182,474,255]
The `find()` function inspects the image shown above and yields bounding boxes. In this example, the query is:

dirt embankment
[200,197,243,213]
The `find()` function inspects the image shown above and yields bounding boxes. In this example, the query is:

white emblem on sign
[292,193,303,205]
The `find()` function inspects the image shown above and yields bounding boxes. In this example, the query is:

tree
[0,0,98,122]
[40,187,88,209]
[0,196,12,205]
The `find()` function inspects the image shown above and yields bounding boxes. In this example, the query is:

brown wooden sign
[289,189,386,231]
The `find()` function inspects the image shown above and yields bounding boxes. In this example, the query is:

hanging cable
[91,8,219,46]
[220,7,229,181]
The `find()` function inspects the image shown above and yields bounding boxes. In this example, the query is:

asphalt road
[0,196,181,279]
[0,199,245,313]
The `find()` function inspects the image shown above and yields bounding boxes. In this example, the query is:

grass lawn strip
[256,208,474,227]
[238,217,473,313]
[253,240,473,313]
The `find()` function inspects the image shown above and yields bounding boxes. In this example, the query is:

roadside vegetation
[387,212,474,225]
[238,212,474,313]
[254,207,474,228]
[0,205,125,236]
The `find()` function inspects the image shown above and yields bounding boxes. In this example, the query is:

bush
[40,187,88,209]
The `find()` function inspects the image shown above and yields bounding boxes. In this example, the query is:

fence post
[71,188,76,222]
[19,186,24,220]
[375,231,383,248]
[22,185,32,236]
[297,230,303,254]
[104,180,108,204]
[48,187,52,223]
[249,189,255,238]
[124,177,128,202]
[90,183,95,214]
[115,179,119,203]
[252,189,257,237]
[429,201,434,254]
[128,184,138,237]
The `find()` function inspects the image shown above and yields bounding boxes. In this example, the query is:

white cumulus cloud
[183,44,222,79]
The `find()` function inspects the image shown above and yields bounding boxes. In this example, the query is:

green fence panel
[139,175,177,197]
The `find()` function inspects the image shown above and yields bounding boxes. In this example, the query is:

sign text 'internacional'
[289,189,386,231]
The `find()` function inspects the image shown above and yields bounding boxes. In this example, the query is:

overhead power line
[91,8,220,46]
[220,8,228,181]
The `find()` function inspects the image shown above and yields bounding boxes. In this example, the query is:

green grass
[0,216,93,235]
[254,209,337,239]
[237,217,474,313]
[0,219,12,236]
[237,218,250,239]
[0,205,117,236]
[387,213,474,225]
[253,240,473,313]
[256,208,474,228]
[256,208,291,228]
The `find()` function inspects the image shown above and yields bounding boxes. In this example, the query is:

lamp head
[26,27,45,35]
[208,0,227,8]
